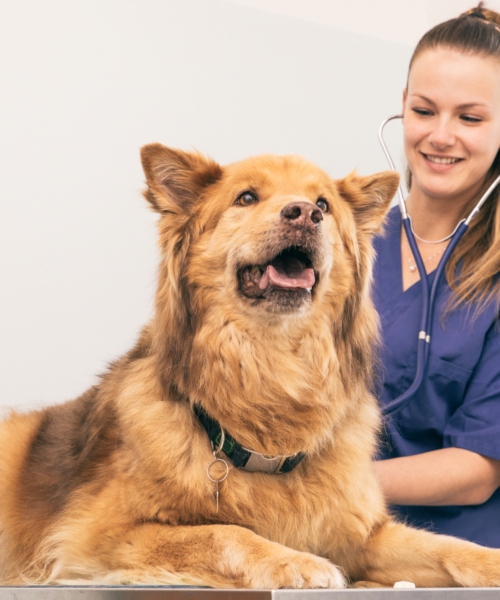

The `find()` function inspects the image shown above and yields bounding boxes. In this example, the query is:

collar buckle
[240,448,297,473]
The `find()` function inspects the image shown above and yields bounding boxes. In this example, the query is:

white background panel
[1,0,490,412]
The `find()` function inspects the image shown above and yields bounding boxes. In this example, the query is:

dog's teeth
[251,265,262,278]
[306,288,312,293]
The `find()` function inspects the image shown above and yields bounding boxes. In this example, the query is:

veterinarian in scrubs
[372,4,500,548]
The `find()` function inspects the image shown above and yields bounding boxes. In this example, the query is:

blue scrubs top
[373,207,500,548]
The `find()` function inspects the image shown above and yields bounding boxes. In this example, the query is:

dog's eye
[316,197,329,213]
[235,191,259,207]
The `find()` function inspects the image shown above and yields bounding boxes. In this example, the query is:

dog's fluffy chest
[118,399,384,558]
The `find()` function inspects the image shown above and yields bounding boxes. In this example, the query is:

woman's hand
[373,448,500,506]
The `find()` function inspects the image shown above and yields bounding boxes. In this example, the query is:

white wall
[226,0,500,46]
[1,0,442,413]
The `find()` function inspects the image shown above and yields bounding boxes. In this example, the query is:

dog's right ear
[140,144,223,215]
[336,170,400,235]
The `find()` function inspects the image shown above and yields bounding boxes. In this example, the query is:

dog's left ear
[336,171,400,234]
[140,143,223,215]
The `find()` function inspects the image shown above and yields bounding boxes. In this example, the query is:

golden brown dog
[1,145,500,588]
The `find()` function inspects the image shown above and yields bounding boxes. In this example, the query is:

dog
[1,144,500,588]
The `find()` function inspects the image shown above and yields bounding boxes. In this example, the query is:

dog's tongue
[259,256,315,290]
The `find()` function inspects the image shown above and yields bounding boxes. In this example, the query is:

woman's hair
[406,3,500,311]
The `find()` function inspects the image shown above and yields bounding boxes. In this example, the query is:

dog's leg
[91,523,345,589]
[349,519,500,587]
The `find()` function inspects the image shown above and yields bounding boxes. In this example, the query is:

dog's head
[141,144,398,314]
[141,144,399,416]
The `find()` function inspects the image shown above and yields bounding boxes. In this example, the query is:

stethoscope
[378,114,500,415]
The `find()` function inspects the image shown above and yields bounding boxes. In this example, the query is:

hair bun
[460,3,500,29]
[467,11,488,20]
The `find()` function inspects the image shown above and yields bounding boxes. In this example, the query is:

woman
[372,3,500,548]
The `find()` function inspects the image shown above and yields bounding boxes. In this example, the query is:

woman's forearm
[373,447,500,506]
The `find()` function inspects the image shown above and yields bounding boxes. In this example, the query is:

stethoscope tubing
[381,218,469,415]
[377,114,498,415]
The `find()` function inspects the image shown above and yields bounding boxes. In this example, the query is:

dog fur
[1,145,500,588]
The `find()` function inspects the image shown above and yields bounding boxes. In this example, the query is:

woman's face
[403,47,500,208]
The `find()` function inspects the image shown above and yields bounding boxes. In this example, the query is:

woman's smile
[422,153,463,166]
[420,152,464,173]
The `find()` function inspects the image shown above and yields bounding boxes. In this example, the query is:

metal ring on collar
[207,457,229,483]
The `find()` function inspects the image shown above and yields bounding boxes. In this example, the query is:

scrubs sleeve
[443,318,500,461]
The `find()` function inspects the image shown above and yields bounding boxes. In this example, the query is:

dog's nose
[281,202,323,226]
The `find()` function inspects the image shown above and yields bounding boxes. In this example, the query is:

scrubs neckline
[391,213,438,295]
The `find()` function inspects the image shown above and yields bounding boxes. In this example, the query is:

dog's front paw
[252,550,345,589]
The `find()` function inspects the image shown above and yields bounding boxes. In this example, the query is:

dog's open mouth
[238,246,316,304]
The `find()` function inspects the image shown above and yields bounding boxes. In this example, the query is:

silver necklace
[413,231,454,244]
[409,217,463,245]
[408,248,444,272]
